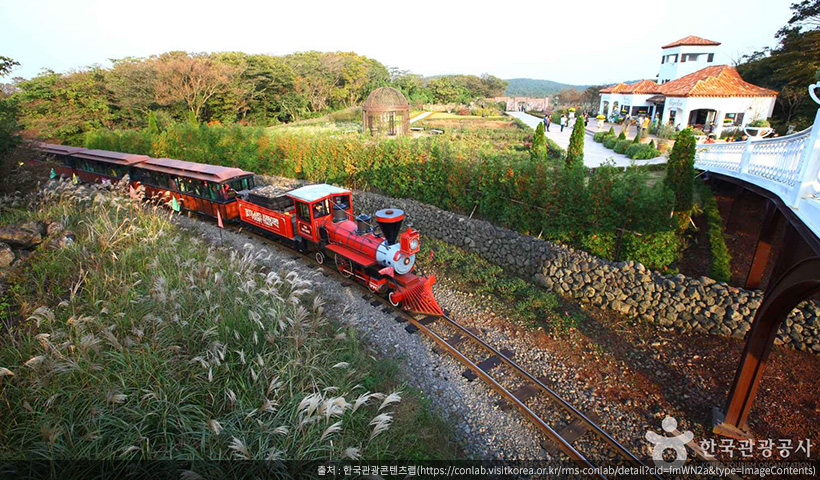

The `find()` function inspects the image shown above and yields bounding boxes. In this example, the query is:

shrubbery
[84,123,680,268]
[625,143,661,160]
[699,184,732,282]
[665,128,696,211]
[603,136,618,149]
[614,139,631,154]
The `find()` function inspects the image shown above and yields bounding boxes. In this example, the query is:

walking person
[543,114,550,132]
[560,114,567,132]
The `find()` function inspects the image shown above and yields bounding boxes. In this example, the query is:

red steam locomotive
[237,184,442,316]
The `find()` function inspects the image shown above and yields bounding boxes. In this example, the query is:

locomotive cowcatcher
[237,184,443,316]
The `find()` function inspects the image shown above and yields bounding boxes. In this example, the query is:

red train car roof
[35,142,88,156]
[71,149,151,166]
[140,157,253,183]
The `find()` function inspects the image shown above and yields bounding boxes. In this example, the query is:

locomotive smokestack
[375,208,405,245]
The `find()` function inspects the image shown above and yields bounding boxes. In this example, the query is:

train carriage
[69,149,151,184]
[131,157,254,220]
[34,143,89,178]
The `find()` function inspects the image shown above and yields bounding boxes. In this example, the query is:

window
[296,202,311,222]
[332,194,350,210]
[227,176,253,192]
[661,55,665,64]
[312,198,331,219]
[707,53,714,62]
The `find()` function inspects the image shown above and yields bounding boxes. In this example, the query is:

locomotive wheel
[335,254,353,278]
[388,291,400,307]
[315,251,325,264]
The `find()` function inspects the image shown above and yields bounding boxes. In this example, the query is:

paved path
[506,111,666,168]
[410,111,433,123]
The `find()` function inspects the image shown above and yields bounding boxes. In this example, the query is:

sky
[1,0,792,86]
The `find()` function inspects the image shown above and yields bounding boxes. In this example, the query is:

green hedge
[701,184,732,282]
[625,143,661,160]
[603,136,618,149]
[614,139,631,154]
[84,123,680,269]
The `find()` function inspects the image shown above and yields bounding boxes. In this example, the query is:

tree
[0,56,21,152]
[0,56,20,77]
[153,52,237,121]
[566,117,585,168]
[664,128,696,212]
[738,0,820,129]
[777,0,820,38]
[106,57,159,126]
[532,122,546,159]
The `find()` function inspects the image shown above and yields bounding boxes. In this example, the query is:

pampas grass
[0,178,450,463]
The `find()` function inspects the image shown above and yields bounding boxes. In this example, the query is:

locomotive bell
[374,208,405,245]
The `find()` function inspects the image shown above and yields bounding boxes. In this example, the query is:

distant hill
[504,78,590,97]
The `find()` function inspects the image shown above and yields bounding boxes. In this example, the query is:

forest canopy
[2,51,507,144]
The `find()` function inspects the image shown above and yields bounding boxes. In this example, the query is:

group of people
[541,110,590,133]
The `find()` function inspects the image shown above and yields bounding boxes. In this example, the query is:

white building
[598,36,777,136]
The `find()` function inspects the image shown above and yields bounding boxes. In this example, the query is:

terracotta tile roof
[623,79,662,94]
[662,35,721,49]
[658,65,778,98]
[600,82,630,94]
[601,80,662,95]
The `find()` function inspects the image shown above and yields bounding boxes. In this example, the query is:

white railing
[695,84,820,240]
[745,128,812,187]
[695,141,745,173]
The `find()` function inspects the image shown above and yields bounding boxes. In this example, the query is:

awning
[647,95,666,104]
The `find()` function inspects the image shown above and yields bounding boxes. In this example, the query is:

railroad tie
[462,348,515,381]
[557,411,603,445]
[369,300,382,307]
[497,377,550,411]
[431,328,479,355]
[405,315,438,334]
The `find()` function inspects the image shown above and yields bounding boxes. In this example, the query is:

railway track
[222,222,663,480]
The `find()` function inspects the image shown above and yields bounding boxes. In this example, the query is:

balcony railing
[694,95,820,239]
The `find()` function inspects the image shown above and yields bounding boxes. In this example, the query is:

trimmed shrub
[700,184,732,282]
[664,128,696,211]
[614,139,631,154]
[632,135,640,144]
[593,131,607,142]
[607,127,615,136]
[626,143,661,160]
[603,136,618,149]
[617,131,626,140]
[566,117,585,168]
[532,122,546,159]
[649,139,655,149]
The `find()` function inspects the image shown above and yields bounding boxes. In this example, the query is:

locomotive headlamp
[399,228,420,256]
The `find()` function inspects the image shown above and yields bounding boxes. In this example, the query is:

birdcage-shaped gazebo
[362,87,410,137]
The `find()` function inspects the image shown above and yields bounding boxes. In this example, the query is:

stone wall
[351,190,820,354]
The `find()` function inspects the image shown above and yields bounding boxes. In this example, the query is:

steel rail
[399,313,605,477]
[439,314,662,479]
